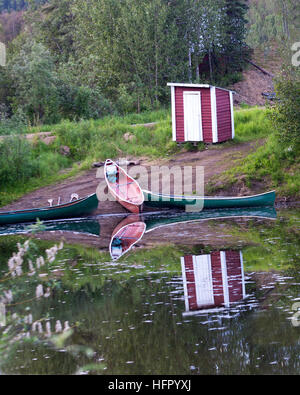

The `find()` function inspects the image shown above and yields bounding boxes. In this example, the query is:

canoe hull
[109,189,141,214]
[104,159,144,214]
[143,190,276,209]
[0,194,99,225]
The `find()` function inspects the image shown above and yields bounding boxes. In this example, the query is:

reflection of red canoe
[109,215,146,260]
[104,159,144,214]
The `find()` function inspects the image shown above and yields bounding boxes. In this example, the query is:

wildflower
[55,320,62,333]
[44,287,51,298]
[24,314,33,325]
[46,245,58,263]
[46,321,51,337]
[36,284,44,299]
[3,290,13,304]
[8,257,15,272]
[15,265,23,277]
[28,260,36,276]
[24,240,30,252]
[37,322,43,334]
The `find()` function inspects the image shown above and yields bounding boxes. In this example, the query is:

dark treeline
[0,0,251,125]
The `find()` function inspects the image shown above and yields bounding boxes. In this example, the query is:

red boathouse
[181,251,246,315]
[168,83,235,143]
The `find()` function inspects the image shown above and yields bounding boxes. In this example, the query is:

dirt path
[1,140,261,214]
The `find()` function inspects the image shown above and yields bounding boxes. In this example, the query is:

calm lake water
[0,207,299,375]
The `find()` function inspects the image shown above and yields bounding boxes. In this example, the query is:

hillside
[230,47,283,106]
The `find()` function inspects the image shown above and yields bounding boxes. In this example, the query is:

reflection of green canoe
[144,206,277,232]
[0,218,101,237]
[143,190,276,209]
[0,194,99,225]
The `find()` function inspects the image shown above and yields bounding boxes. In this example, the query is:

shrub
[0,136,39,188]
[268,67,300,149]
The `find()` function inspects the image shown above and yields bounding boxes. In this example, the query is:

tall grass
[233,107,271,143]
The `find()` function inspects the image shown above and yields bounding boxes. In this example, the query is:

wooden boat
[104,159,144,214]
[0,193,99,225]
[109,215,146,260]
[143,190,276,210]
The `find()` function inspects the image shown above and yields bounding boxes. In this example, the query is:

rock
[123,132,135,142]
[60,145,71,156]
[93,161,105,168]
[92,159,141,168]
[42,136,56,145]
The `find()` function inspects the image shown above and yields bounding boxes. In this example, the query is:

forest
[0,0,251,124]
[0,0,299,125]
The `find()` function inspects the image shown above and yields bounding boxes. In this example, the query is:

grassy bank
[0,106,293,207]
[207,132,300,199]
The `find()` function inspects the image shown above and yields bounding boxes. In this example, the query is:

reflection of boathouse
[181,251,246,315]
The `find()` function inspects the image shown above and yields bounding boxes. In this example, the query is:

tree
[29,0,75,62]
[184,0,250,82]
[269,66,300,149]
[9,38,60,124]
[246,0,300,48]
[72,0,188,111]
[222,0,250,73]
[185,0,226,81]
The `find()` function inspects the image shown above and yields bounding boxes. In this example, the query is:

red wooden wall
[216,88,232,142]
[174,87,212,143]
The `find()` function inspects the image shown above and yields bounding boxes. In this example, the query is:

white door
[193,255,214,307]
[183,92,203,141]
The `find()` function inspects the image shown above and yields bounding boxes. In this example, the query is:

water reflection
[0,218,101,237]
[109,206,277,261]
[0,207,299,375]
[0,207,277,262]
[110,215,146,260]
[181,251,246,315]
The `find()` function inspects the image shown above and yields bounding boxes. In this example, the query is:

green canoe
[143,190,276,210]
[0,193,99,225]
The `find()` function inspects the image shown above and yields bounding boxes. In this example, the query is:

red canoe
[109,215,146,260]
[104,159,144,214]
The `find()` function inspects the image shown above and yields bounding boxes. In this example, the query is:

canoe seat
[117,182,134,187]
[106,164,118,183]
[70,193,79,202]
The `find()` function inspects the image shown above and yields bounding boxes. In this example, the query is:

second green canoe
[143,190,276,209]
[0,193,99,225]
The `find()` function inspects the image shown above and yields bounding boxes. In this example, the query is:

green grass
[1,105,297,207]
[207,133,300,198]
[0,108,177,206]
[233,106,271,143]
